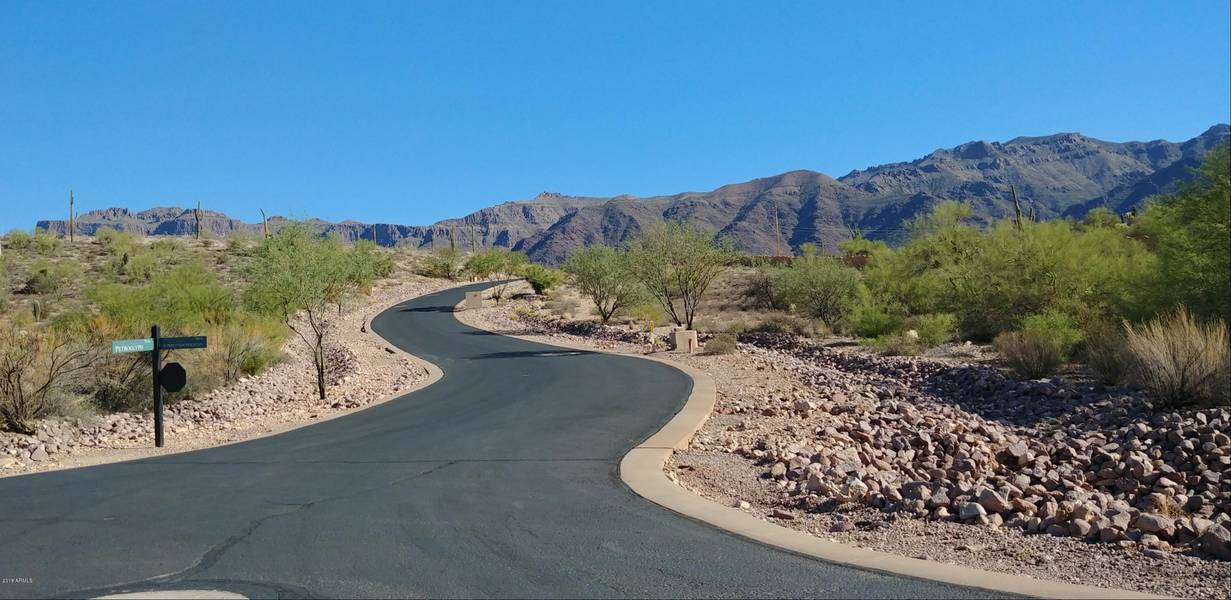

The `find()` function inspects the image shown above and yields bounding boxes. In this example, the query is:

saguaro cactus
[260,209,270,239]
[195,202,203,240]
[32,300,43,322]
[69,191,75,243]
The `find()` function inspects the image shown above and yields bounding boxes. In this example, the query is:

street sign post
[111,328,207,448]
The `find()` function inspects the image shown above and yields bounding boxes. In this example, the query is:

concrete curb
[454,296,1165,600]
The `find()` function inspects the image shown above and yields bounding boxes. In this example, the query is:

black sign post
[152,325,163,447]
[141,327,207,448]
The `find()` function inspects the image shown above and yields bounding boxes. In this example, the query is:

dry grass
[1123,307,1229,408]
[994,330,1064,378]
[703,333,738,355]
[1082,322,1131,385]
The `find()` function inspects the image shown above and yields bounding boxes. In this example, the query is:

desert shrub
[226,230,260,254]
[464,247,527,281]
[848,295,901,338]
[5,229,33,250]
[742,265,787,310]
[22,261,79,295]
[346,240,394,293]
[0,326,94,433]
[1083,321,1131,385]
[32,229,61,255]
[628,301,665,331]
[1020,311,1083,359]
[96,228,138,255]
[910,313,958,347]
[868,332,924,356]
[92,262,237,334]
[862,202,1156,340]
[994,330,1065,379]
[704,333,738,355]
[149,238,184,253]
[205,316,286,386]
[521,264,565,295]
[421,246,465,280]
[564,245,645,323]
[545,296,581,318]
[748,314,822,337]
[775,255,862,328]
[1134,145,1230,323]
[1123,307,1229,408]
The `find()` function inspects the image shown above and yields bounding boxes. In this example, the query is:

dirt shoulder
[455,285,1231,600]
[1,276,458,478]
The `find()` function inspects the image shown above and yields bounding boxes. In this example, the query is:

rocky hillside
[37,124,1229,263]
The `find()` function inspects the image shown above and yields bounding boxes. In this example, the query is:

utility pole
[68,190,75,243]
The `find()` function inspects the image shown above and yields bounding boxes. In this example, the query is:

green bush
[521,264,565,295]
[849,295,901,338]
[5,229,34,250]
[868,333,924,356]
[1020,311,1083,359]
[994,330,1065,378]
[704,333,738,355]
[1134,145,1230,323]
[860,201,1157,340]
[776,255,862,328]
[421,247,464,280]
[96,228,138,255]
[910,313,958,347]
[22,262,78,295]
[32,229,61,255]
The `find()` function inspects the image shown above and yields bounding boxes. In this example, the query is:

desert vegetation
[0,224,397,433]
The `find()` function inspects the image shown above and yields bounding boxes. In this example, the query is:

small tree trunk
[316,354,327,400]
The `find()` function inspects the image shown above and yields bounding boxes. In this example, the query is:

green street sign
[112,338,154,354]
[161,336,208,350]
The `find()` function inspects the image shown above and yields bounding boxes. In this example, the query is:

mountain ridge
[36,124,1229,264]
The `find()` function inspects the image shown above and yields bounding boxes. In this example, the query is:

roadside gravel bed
[456,288,1231,599]
[0,276,456,477]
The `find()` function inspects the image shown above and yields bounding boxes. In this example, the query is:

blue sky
[2,1,1228,231]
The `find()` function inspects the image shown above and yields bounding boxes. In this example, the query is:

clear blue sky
[2,1,1228,231]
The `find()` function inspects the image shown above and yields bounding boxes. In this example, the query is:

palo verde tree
[563,245,644,323]
[243,226,358,400]
[626,221,732,330]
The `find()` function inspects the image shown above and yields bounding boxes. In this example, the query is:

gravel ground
[1,276,458,477]
[457,287,1231,599]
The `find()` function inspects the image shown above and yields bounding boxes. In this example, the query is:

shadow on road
[468,349,596,360]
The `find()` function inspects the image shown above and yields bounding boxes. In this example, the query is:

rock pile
[521,318,1231,560]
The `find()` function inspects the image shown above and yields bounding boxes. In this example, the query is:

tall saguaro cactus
[260,209,270,239]
[195,201,203,240]
[69,190,75,243]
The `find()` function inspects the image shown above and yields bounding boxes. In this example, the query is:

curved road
[0,284,991,599]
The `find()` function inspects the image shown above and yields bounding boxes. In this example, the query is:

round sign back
[160,362,187,393]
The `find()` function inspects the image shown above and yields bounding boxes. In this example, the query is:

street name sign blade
[112,338,154,354]
[161,336,208,350]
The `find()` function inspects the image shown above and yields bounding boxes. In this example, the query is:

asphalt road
[0,283,994,599]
